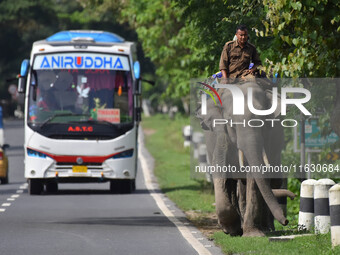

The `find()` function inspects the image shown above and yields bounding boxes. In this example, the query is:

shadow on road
[3,119,24,129]
[6,145,24,151]
[0,189,24,195]
[41,188,162,196]
[48,216,187,227]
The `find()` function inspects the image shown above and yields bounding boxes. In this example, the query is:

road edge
[138,126,224,255]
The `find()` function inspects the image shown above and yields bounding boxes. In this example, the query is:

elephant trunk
[255,179,289,226]
[239,148,288,226]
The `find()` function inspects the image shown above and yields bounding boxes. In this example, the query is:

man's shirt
[219,40,261,78]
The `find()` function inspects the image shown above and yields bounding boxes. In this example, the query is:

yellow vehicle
[0,145,9,184]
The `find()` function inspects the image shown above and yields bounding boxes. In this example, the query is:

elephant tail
[272,189,296,200]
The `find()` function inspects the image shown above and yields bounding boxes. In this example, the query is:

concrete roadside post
[183,125,192,148]
[314,178,336,234]
[329,184,340,248]
[298,179,317,231]
[198,144,207,166]
[192,132,204,159]
[198,143,211,182]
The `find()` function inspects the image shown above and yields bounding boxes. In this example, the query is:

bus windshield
[28,54,133,127]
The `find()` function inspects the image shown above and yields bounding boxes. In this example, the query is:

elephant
[196,80,295,237]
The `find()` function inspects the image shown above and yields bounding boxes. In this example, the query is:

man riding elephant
[196,24,295,237]
[219,24,261,80]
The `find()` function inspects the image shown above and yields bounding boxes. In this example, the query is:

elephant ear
[195,97,223,131]
[199,118,211,131]
[195,104,210,131]
[265,89,281,118]
[195,102,210,131]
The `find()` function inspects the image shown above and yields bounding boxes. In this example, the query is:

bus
[18,31,142,195]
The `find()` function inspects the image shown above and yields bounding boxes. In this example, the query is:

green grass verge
[141,113,340,255]
[214,232,340,255]
[141,114,215,212]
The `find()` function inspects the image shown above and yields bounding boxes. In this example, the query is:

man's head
[235,24,248,46]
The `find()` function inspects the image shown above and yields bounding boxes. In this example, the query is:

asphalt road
[0,119,221,255]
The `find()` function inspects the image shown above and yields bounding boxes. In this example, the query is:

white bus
[18,31,142,195]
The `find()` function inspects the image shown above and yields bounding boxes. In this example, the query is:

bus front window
[28,69,133,126]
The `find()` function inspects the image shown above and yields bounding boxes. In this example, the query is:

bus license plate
[72,165,87,173]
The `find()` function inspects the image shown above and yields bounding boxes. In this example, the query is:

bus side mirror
[133,61,142,95]
[133,61,140,80]
[18,59,30,93]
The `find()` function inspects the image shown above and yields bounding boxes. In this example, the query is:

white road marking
[139,136,212,255]
[0,183,26,215]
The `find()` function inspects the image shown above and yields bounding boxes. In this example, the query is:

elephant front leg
[242,178,266,237]
[213,178,242,236]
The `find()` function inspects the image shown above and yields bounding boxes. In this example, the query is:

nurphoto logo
[198,82,311,116]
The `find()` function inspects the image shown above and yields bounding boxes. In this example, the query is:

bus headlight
[27,148,50,159]
[112,149,133,159]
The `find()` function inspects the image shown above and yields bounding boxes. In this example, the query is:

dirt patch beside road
[185,210,220,238]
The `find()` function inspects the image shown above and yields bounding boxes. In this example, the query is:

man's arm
[221,69,228,78]
[219,44,229,78]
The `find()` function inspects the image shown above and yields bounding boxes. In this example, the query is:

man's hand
[247,68,256,75]
[221,69,228,79]
[220,69,228,84]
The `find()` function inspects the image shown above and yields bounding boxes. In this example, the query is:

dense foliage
[1,0,339,134]
[117,0,339,96]
[0,0,146,99]
[1,0,339,95]
[0,0,56,97]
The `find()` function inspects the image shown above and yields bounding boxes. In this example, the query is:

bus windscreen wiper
[40,113,90,128]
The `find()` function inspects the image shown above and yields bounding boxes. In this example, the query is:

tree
[122,0,340,135]
[259,0,339,78]
[0,0,58,98]
[0,0,146,102]
[258,0,340,137]
[117,0,194,97]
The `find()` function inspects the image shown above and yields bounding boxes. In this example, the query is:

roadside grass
[141,113,340,255]
[141,114,215,213]
[213,232,340,255]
